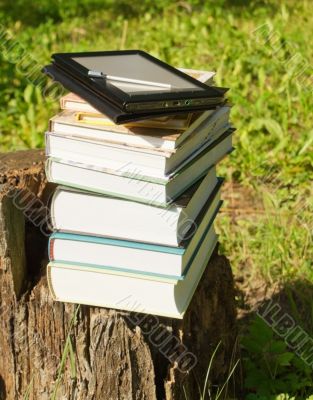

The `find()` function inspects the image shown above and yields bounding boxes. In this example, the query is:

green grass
[183,341,240,400]
[1,0,312,398]
[218,182,313,283]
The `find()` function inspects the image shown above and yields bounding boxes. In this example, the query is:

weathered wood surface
[0,150,238,400]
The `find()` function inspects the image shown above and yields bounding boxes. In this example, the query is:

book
[46,115,232,181]
[73,111,196,130]
[59,67,215,117]
[49,105,230,154]
[50,110,183,151]
[50,167,219,246]
[49,193,222,278]
[47,221,218,319]
[46,129,233,206]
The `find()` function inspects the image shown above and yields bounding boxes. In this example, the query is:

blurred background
[0,1,312,398]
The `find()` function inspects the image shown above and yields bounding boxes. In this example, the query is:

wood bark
[0,150,238,400]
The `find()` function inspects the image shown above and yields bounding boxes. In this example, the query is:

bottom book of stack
[47,179,222,319]
[47,227,217,319]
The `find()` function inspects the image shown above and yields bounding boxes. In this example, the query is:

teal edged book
[49,198,222,280]
[47,219,218,319]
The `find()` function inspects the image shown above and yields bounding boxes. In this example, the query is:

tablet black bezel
[52,50,223,110]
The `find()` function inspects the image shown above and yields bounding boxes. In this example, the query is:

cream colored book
[47,224,218,319]
[50,105,230,158]
[48,105,231,178]
[50,110,181,152]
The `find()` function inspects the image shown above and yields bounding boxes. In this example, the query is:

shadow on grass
[236,277,313,399]
[237,278,313,333]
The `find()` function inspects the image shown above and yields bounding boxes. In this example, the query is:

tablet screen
[71,53,204,94]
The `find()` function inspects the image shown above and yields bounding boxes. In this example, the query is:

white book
[48,106,230,164]
[46,130,233,206]
[45,124,233,182]
[47,224,218,319]
[49,190,221,278]
[50,167,219,246]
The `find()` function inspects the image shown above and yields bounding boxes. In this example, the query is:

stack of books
[46,68,234,318]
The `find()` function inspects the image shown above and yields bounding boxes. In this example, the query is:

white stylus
[88,70,172,89]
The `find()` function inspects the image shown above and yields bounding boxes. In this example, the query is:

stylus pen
[88,70,172,89]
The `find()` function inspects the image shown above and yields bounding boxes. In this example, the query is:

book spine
[46,264,57,300]
[49,186,60,230]
[45,132,51,156]
[60,97,65,110]
[44,158,52,182]
[49,237,55,261]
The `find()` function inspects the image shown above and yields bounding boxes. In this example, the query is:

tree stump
[0,150,238,400]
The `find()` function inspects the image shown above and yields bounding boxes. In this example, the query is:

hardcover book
[50,168,221,246]
[47,222,218,319]
[49,197,221,279]
[46,129,233,206]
